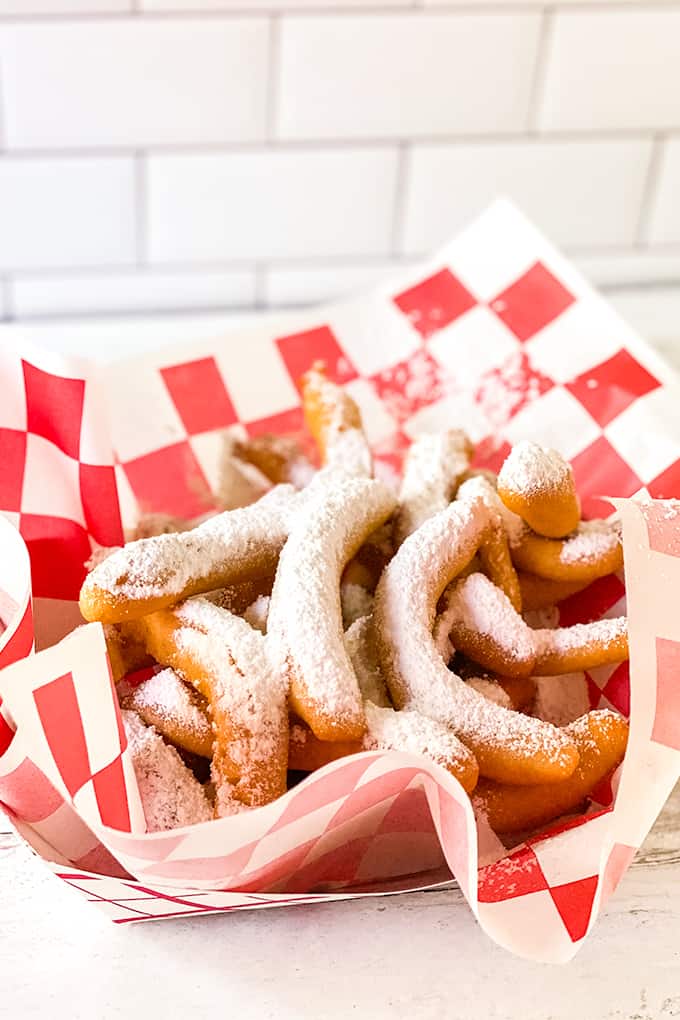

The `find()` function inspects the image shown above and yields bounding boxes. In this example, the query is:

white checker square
[428,304,519,388]
[330,296,421,377]
[214,331,299,425]
[79,372,115,467]
[477,890,573,962]
[1,511,21,531]
[0,347,28,431]
[436,200,544,303]
[189,431,225,496]
[106,359,188,462]
[532,813,611,887]
[114,464,139,532]
[605,387,680,485]
[525,296,623,384]
[403,393,491,443]
[503,386,600,461]
[20,432,84,524]
[345,378,397,445]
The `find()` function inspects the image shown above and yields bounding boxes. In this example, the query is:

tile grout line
[634,133,666,248]
[134,150,147,267]
[265,13,281,143]
[525,7,554,134]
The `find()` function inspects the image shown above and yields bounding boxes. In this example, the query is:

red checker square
[33,671,91,797]
[0,429,27,512]
[640,501,680,557]
[123,442,215,521]
[393,268,477,340]
[370,348,449,426]
[602,662,630,718]
[20,513,91,600]
[378,786,437,835]
[489,262,575,342]
[23,360,85,460]
[283,837,373,894]
[648,458,680,501]
[328,767,418,831]
[570,436,642,519]
[275,325,358,391]
[472,437,513,474]
[0,712,14,756]
[80,463,124,547]
[558,574,626,627]
[91,756,131,832]
[0,600,34,671]
[566,349,660,429]
[549,874,599,943]
[477,845,548,903]
[651,636,680,750]
[0,756,63,822]
[160,357,237,436]
[585,672,606,711]
[245,405,304,437]
[266,755,376,835]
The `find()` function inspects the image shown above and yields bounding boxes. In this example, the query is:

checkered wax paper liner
[1,201,680,962]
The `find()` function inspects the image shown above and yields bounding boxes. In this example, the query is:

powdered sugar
[437,572,536,668]
[267,475,396,729]
[83,484,297,605]
[559,520,622,566]
[498,440,571,496]
[466,677,512,709]
[394,430,472,544]
[343,615,390,707]
[374,500,573,764]
[363,701,471,768]
[243,595,270,634]
[122,709,212,831]
[534,617,627,658]
[456,474,525,545]
[123,667,212,757]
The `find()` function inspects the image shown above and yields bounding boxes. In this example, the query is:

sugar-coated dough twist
[511,519,623,583]
[301,363,372,479]
[497,441,581,539]
[268,476,396,742]
[393,430,473,546]
[289,615,478,792]
[121,667,213,760]
[436,571,628,678]
[130,597,289,817]
[455,475,522,611]
[373,498,579,785]
[80,485,297,625]
[473,709,628,833]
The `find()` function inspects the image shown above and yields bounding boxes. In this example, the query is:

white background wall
[0,1,678,321]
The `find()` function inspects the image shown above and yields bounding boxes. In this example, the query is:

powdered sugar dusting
[363,701,471,768]
[498,440,571,495]
[83,484,297,605]
[122,709,212,831]
[123,667,212,756]
[395,430,472,543]
[243,595,270,634]
[343,615,390,707]
[437,572,536,667]
[466,677,512,709]
[559,520,622,566]
[534,617,627,658]
[375,499,572,764]
[341,582,374,629]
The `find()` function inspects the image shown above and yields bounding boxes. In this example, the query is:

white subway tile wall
[0,4,677,320]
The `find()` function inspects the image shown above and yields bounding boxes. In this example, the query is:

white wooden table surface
[1,307,679,1019]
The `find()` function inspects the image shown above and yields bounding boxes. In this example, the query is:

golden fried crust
[473,710,628,833]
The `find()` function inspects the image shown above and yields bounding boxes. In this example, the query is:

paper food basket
[1,201,680,965]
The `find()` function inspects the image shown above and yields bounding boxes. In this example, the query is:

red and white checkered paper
[1,201,680,963]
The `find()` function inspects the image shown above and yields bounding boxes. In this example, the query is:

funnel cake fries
[374,498,580,786]
[473,709,628,833]
[80,485,297,624]
[497,441,581,539]
[268,476,396,742]
[394,430,473,546]
[82,377,631,840]
[131,597,289,816]
[301,364,372,479]
[435,572,628,678]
